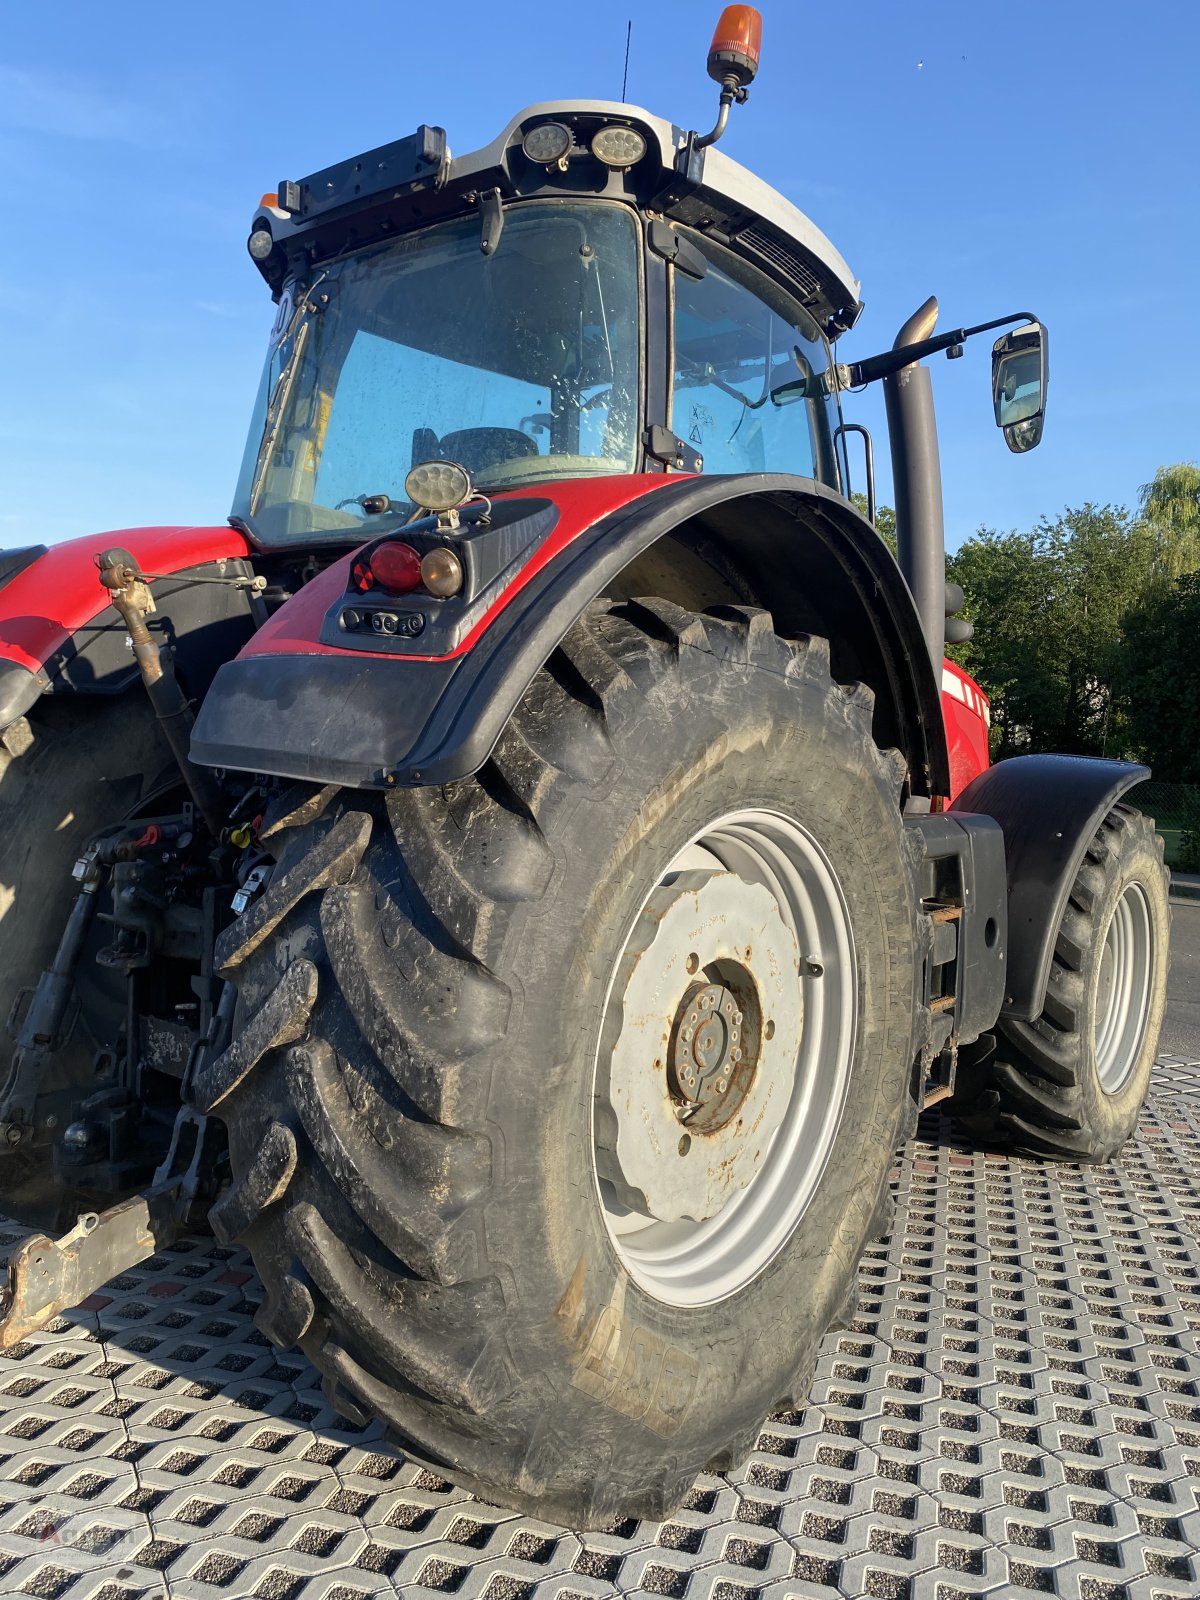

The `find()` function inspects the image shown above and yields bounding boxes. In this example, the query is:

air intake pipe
[883,296,946,678]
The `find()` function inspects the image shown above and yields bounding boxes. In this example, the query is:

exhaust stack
[883,296,947,681]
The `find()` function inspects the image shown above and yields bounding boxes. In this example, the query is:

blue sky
[1,1,1196,551]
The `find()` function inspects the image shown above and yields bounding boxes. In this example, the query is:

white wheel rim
[1093,881,1153,1094]
[591,808,858,1307]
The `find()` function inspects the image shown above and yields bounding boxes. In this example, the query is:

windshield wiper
[248,275,330,515]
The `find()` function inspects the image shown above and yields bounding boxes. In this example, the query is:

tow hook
[0,1107,210,1350]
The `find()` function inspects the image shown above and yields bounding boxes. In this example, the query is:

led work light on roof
[590,125,647,169]
[405,459,473,515]
[247,224,275,261]
[521,121,572,167]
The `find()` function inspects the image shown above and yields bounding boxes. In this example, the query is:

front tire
[955,805,1170,1161]
[200,600,922,1526]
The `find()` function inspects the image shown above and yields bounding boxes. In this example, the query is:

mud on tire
[198,599,923,1527]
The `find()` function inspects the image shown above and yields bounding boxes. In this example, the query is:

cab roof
[257,99,863,336]
[470,102,861,328]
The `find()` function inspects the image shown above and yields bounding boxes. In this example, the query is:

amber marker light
[420,548,465,598]
[707,5,763,86]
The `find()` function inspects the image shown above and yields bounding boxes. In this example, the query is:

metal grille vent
[738,223,829,308]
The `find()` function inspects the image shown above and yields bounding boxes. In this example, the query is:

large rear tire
[201,600,922,1526]
[953,805,1170,1161]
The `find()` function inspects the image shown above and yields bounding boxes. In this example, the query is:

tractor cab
[232,89,859,546]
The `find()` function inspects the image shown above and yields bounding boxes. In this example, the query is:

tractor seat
[438,428,539,479]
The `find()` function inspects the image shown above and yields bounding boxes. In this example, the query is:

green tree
[1118,570,1200,782]
[851,493,897,555]
[853,484,1189,769]
[1139,462,1200,580]
[948,504,1155,758]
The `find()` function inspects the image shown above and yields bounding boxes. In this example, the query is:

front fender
[951,753,1150,1020]
[191,474,949,797]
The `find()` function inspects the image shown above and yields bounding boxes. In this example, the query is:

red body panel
[238,475,677,663]
[0,526,251,677]
[940,659,991,801]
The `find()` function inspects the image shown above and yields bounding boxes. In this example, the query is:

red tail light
[360,542,423,595]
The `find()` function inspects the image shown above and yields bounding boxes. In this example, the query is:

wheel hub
[597,868,801,1224]
[668,974,763,1129]
[1094,881,1153,1093]
[673,981,738,1092]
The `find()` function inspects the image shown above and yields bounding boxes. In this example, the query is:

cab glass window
[232,203,642,543]
[670,242,836,485]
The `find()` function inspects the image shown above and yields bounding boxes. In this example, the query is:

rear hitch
[0,1107,210,1350]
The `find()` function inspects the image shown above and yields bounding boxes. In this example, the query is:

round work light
[521,122,572,166]
[405,459,473,514]
[591,125,648,168]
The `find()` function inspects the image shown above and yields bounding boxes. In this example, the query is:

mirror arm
[842,311,1039,388]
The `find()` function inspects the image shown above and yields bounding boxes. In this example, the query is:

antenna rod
[621,20,632,100]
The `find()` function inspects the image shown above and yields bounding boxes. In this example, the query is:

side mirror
[992,321,1048,453]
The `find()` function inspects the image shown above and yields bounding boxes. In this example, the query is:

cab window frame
[664,229,842,490]
[232,196,651,545]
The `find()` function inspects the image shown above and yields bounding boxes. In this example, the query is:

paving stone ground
[0,1057,1197,1600]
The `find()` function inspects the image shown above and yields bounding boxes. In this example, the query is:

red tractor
[0,8,1169,1527]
